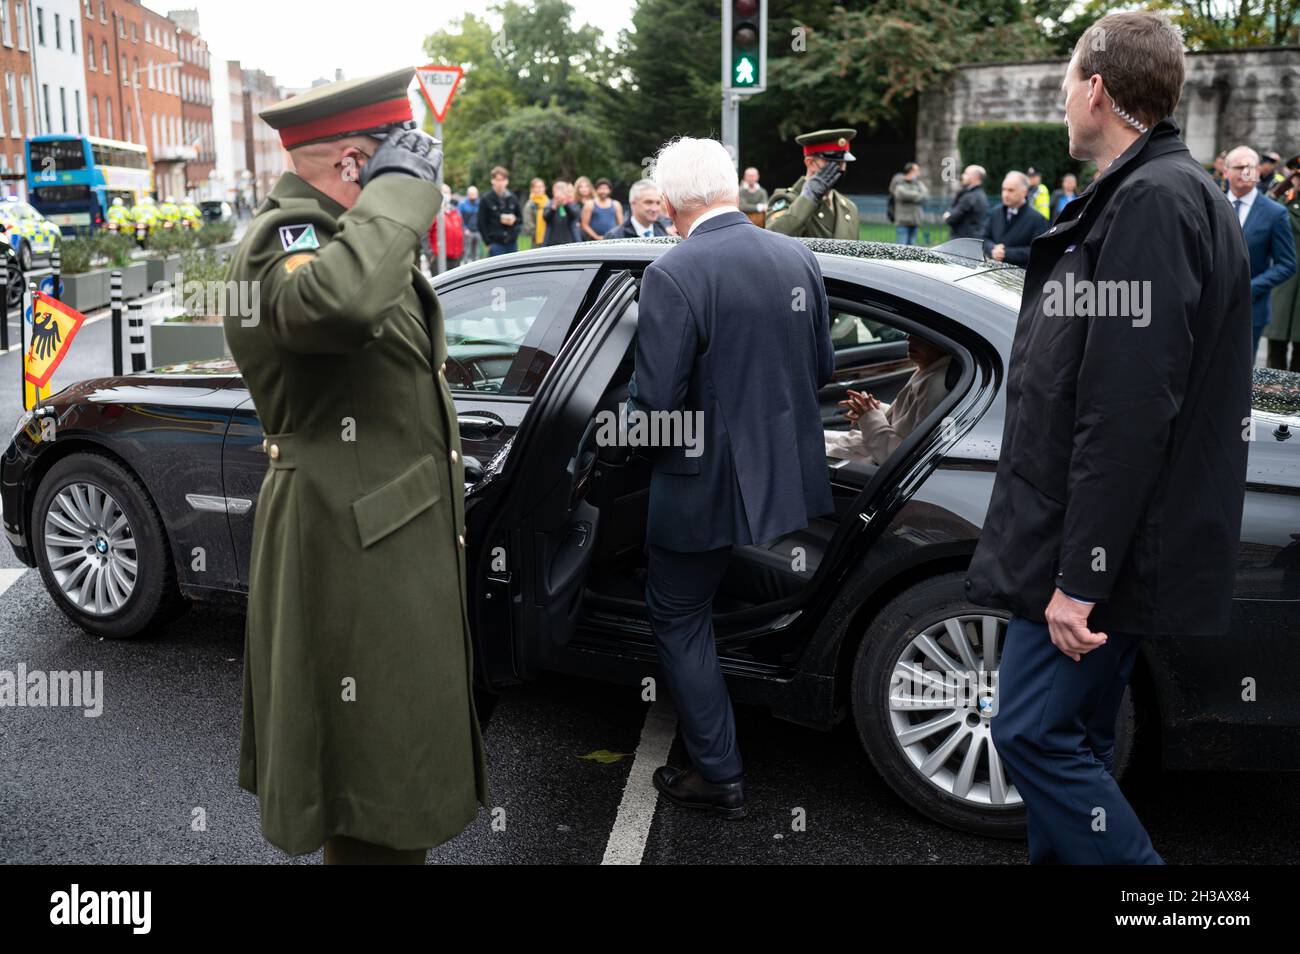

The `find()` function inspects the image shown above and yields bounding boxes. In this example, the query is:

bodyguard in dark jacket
[982,171,1049,264]
[943,166,990,239]
[968,12,1252,866]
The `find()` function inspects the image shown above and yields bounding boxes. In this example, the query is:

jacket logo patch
[279,224,320,251]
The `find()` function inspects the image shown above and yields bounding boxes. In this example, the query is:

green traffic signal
[734,55,756,86]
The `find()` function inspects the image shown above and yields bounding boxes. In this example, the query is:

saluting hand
[359,127,443,187]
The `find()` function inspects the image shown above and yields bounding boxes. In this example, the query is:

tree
[467,106,628,190]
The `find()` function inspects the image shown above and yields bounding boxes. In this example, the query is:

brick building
[0,0,38,197]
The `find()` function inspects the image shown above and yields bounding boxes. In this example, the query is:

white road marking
[0,568,28,597]
[601,699,677,865]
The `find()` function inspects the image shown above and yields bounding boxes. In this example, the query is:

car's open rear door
[472,271,640,681]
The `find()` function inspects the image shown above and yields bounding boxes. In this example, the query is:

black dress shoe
[653,765,746,819]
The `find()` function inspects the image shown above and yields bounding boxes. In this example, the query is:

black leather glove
[358,127,443,187]
[800,160,843,202]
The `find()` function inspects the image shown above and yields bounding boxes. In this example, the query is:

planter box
[146,254,181,290]
[62,269,110,312]
[121,262,148,300]
[148,320,229,367]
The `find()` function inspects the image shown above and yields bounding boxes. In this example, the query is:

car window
[437,269,588,397]
[830,311,908,349]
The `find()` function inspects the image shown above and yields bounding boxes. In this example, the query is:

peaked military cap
[795,128,856,163]
[260,67,416,150]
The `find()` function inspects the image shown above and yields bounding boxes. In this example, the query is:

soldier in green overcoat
[766,128,861,239]
[223,68,488,864]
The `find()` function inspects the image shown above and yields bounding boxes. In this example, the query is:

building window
[15,2,28,50]
[90,93,97,135]
[74,89,80,134]
[20,74,32,136]
[99,0,105,24]
[130,22,136,42]
[83,0,91,16]
[105,95,112,137]
[69,19,75,52]
[59,86,66,133]
[41,83,49,134]
[133,57,139,88]
[86,32,94,68]
[146,59,153,89]
[143,21,149,43]
[123,104,130,142]
[0,3,10,47]
[36,6,44,47]
[151,113,157,150]
[5,74,16,139]
[54,12,61,50]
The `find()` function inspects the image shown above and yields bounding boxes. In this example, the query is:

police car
[0,198,61,269]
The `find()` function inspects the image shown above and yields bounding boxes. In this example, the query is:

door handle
[458,414,503,439]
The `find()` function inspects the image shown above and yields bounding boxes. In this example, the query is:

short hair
[965,164,986,182]
[903,162,920,173]
[595,177,611,188]
[628,178,659,205]
[490,165,509,179]
[1073,11,1185,131]
[1226,145,1259,167]
[1003,171,1030,191]
[650,137,738,213]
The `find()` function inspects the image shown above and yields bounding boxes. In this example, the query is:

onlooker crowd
[430,148,1299,372]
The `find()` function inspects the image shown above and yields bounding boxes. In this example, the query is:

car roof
[442,236,1026,313]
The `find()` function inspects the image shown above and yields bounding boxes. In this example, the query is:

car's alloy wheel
[32,453,186,638]
[43,481,138,615]
[852,572,1137,839]
[886,612,1019,808]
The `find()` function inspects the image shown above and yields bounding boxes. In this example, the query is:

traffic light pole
[721,0,766,171]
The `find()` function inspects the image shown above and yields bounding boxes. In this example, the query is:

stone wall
[917,47,1300,194]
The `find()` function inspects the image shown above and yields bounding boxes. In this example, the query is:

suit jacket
[1237,192,1297,328]
[604,215,673,240]
[944,185,988,239]
[966,117,1253,636]
[627,209,834,551]
[982,203,1049,265]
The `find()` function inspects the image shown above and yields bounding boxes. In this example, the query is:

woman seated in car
[826,336,951,465]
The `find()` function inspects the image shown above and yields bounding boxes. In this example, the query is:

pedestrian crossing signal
[726,0,765,93]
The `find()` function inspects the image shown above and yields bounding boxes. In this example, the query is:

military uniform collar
[270,171,347,219]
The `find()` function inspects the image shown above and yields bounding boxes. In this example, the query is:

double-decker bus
[25,135,152,234]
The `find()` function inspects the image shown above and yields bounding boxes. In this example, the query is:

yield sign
[415,65,464,123]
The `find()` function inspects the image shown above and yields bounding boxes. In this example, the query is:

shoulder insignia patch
[282,253,315,275]
[278,224,320,252]
[769,198,788,213]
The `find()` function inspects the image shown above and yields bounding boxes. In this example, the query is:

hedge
[957,122,1084,194]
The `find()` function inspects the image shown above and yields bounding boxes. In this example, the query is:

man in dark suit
[982,171,1049,264]
[628,136,833,818]
[942,164,989,239]
[967,12,1253,864]
[1225,145,1297,358]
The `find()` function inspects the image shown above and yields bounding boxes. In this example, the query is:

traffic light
[725,0,765,93]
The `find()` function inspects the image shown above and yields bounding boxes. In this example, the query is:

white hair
[650,137,738,213]
[1226,145,1258,167]
[628,178,659,205]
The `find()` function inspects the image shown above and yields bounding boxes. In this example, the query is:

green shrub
[145,225,196,258]
[97,232,135,268]
[58,237,98,274]
[177,248,230,320]
[957,122,1082,195]
[197,220,235,247]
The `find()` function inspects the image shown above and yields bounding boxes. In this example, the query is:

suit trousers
[990,616,1163,864]
[644,544,743,783]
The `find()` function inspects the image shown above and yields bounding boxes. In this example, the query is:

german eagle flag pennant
[24,291,86,389]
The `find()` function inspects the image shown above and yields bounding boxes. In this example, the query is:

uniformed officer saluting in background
[224,67,488,865]
[766,128,861,239]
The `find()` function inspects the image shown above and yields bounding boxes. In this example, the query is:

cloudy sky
[145,0,638,89]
